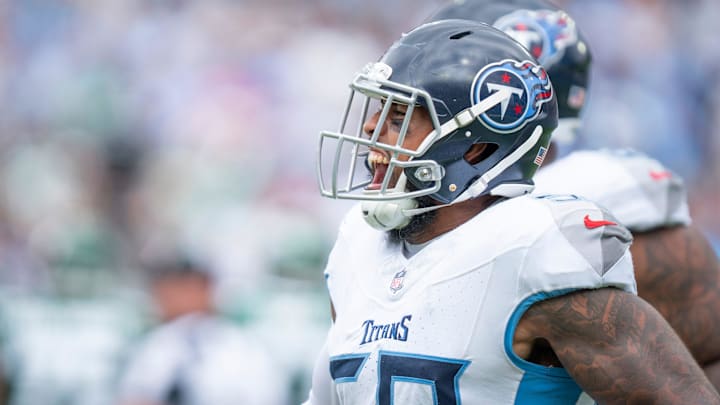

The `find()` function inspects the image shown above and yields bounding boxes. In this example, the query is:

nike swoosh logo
[649,170,672,180]
[584,214,617,229]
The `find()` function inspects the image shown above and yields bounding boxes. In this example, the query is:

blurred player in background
[429,0,720,387]
[115,253,287,405]
[307,18,719,404]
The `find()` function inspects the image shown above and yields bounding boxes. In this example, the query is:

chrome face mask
[317,63,446,202]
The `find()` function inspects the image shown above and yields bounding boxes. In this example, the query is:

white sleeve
[302,341,338,405]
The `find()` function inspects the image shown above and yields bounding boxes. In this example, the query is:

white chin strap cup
[361,198,418,231]
[360,173,419,231]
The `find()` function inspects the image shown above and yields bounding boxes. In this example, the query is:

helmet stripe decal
[436,85,516,139]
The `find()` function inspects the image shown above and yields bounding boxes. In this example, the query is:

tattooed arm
[630,224,720,387]
[518,287,720,404]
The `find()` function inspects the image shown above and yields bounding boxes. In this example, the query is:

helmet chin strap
[361,198,418,231]
[362,173,457,230]
[361,175,418,231]
[391,125,545,221]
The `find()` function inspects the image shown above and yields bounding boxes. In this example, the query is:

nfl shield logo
[389,270,407,294]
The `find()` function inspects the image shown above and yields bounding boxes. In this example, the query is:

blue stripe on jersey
[329,353,370,383]
[504,289,585,405]
[377,351,470,405]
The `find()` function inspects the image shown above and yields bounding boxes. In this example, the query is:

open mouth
[366,150,390,190]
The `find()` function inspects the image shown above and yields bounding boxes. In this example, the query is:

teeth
[368,151,390,168]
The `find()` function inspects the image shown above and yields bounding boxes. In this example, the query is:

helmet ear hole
[464,143,499,165]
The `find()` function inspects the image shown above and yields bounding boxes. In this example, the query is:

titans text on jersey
[360,315,412,345]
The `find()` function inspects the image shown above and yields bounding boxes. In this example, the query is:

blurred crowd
[0,0,718,404]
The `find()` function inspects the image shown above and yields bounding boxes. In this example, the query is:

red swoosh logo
[649,170,672,180]
[584,214,617,229]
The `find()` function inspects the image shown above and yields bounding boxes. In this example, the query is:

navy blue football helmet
[429,0,591,144]
[317,20,558,230]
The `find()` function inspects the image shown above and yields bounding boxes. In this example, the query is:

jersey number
[330,351,469,405]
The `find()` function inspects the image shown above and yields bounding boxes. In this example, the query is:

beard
[387,194,438,244]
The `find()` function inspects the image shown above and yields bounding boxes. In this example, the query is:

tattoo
[631,225,720,367]
[523,288,720,403]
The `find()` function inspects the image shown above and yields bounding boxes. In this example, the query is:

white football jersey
[322,195,636,404]
[533,149,691,231]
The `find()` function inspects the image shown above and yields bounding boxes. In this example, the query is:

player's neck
[405,195,501,244]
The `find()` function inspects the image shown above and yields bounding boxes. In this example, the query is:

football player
[429,0,720,388]
[307,19,719,404]
[115,255,286,405]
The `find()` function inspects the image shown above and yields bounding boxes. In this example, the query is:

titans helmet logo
[471,59,553,133]
[493,9,578,67]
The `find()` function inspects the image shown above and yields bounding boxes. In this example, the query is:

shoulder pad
[533,149,690,231]
[518,194,636,296]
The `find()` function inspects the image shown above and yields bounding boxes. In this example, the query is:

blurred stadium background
[0,0,718,404]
